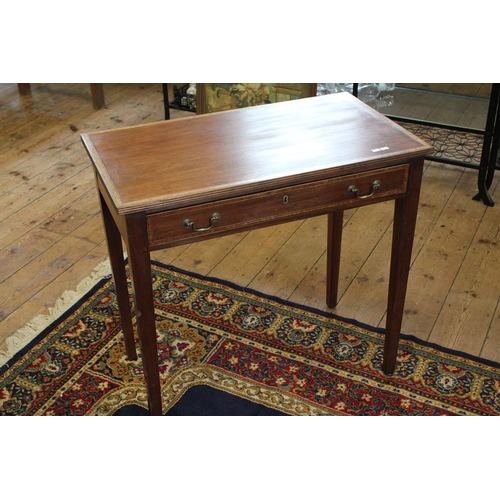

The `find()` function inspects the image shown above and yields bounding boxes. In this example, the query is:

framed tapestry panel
[196,83,317,114]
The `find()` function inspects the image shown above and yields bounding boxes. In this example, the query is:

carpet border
[91,365,340,416]
[0,261,112,373]
[3,257,499,377]
[153,260,500,372]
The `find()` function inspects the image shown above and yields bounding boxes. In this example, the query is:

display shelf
[162,83,195,119]
[352,84,500,206]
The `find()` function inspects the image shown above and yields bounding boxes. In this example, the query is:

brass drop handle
[183,212,221,232]
[348,180,381,199]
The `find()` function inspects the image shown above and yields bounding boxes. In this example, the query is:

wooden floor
[1,82,499,365]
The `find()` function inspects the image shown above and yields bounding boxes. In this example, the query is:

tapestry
[1,262,500,416]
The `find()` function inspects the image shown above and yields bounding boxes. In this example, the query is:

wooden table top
[81,92,432,215]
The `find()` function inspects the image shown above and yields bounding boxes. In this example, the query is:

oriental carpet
[1,261,500,416]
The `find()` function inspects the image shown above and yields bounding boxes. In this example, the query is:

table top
[81,92,432,215]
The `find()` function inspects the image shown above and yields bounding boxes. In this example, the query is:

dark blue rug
[113,384,287,416]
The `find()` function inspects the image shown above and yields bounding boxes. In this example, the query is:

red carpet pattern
[1,262,500,415]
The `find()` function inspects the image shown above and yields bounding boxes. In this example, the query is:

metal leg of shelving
[473,83,500,206]
[485,87,500,191]
[162,83,170,120]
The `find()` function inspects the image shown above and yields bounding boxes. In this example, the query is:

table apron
[146,163,409,249]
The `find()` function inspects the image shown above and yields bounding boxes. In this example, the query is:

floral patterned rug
[1,261,500,416]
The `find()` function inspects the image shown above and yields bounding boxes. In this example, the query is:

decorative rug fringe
[0,259,113,368]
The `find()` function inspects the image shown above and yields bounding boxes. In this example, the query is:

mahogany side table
[81,93,432,415]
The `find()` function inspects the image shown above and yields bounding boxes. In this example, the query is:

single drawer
[147,164,408,247]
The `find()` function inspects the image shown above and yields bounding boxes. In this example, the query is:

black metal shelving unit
[352,83,500,206]
[162,83,196,120]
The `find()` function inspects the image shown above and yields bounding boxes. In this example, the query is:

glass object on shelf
[378,83,396,92]
[317,83,343,95]
[371,95,395,110]
[339,83,396,103]
[340,83,380,103]
[317,83,395,110]
[187,83,197,111]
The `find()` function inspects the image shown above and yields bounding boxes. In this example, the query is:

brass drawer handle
[183,212,221,232]
[348,180,381,199]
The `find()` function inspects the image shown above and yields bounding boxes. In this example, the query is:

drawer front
[148,164,408,246]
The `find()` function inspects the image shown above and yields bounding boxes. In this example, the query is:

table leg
[125,212,163,416]
[383,158,424,374]
[17,83,31,95]
[326,211,343,308]
[90,84,105,110]
[98,192,137,360]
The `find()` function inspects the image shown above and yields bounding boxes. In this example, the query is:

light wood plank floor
[1,83,499,364]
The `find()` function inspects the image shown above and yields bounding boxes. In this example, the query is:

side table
[82,93,432,415]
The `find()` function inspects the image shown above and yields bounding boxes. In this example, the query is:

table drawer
[147,164,408,246]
